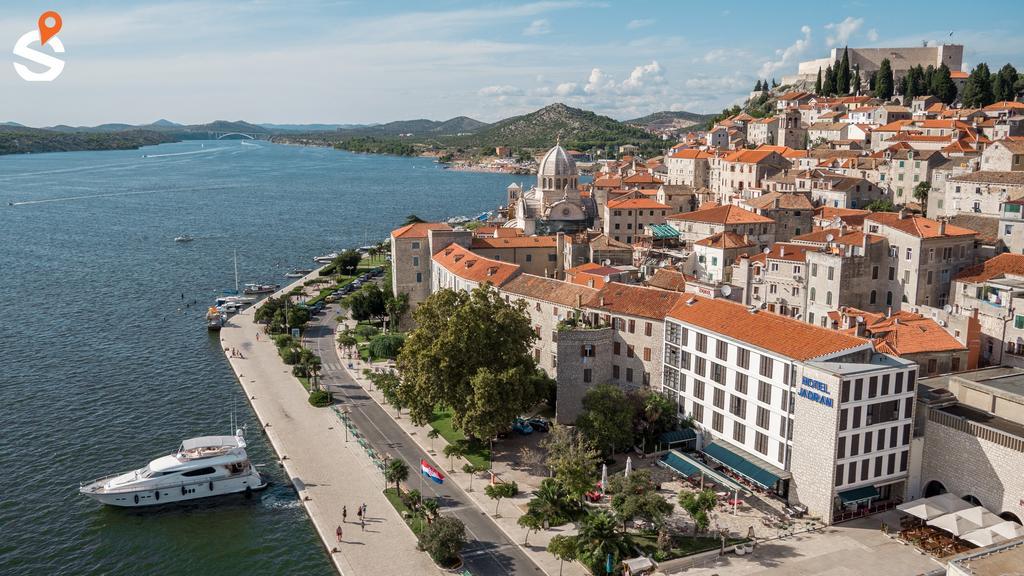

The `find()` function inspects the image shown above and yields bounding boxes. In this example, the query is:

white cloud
[758,25,812,79]
[684,74,749,92]
[825,17,864,47]
[555,82,579,96]
[585,68,611,94]
[627,19,654,30]
[699,48,750,64]
[523,18,551,36]
[478,85,523,97]
[866,28,879,42]
[621,61,664,91]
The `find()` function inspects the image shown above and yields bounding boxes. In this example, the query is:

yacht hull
[81,472,266,507]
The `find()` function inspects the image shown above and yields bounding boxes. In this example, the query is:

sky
[2,0,1023,127]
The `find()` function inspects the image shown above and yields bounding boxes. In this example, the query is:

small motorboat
[313,253,338,263]
[174,235,194,243]
[206,306,225,330]
[79,429,266,507]
[284,268,314,278]
[242,283,279,295]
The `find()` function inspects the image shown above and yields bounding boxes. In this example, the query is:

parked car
[511,418,534,435]
[526,417,550,432]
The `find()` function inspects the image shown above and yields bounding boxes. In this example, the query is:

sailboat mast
[233,249,239,294]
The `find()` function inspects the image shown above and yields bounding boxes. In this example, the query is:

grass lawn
[429,408,491,469]
[630,532,747,560]
[297,376,310,391]
[384,488,427,536]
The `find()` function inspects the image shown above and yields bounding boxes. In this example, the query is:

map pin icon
[38,11,62,46]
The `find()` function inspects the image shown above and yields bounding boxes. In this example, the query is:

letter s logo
[13,30,65,82]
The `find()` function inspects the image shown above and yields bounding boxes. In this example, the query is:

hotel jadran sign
[799,376,834,408]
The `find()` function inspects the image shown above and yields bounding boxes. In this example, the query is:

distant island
[0,103,713,160]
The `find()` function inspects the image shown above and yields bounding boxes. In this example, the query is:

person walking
[360,516,365,532]
[356,505,362,522]
[336,525,343,542]
[361,503,367,518]
[342,505,347,523]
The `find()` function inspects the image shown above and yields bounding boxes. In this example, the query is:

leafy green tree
[417,516,466,567]
[527,477,577,527]
[333,249,362,276]
[349,284,387,324]
[576,384,636,457]
[385,291,410,331]
[541,425,601,502]
[547,534,579,576]
[814,68,822,95]
[385,459,409,494]
[630,389,677,452]
[837,47,851,94]
[395,285,543,438]
[336,331,358,355]
[962,63,994,107]
[932,63,958,104]
[485,481,519,516]
[678,489,718,533]
[404,214,426,225]
[575,510,630,575]
[608,470,674,531]
[993,63,1019,103]
[914,181,931,204]
[462,462,484,492]
[442,441,467,472]
[368,333,404,359]
[874,58,894,99]
[822,64,836,96]
[368,369,403,414]
[866,198,896,212]
[518,511,544,545]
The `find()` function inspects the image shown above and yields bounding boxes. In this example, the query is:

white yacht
[79,430,266,507]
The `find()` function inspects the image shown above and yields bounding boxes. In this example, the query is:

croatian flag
[420,460,445,484]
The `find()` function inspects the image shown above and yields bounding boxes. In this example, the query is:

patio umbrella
[955,506,1002,530]
[898,497,949,520]
[988,520,1024,539]
[601,463,608,494]
[625,456,633,478]
[928,510,994,537]
[930,493,974,515]
[961,527,1010,547]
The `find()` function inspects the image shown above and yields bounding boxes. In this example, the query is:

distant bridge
[209,132,273,141]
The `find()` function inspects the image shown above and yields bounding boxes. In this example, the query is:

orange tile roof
[669,149,713,159]
[667,204,774,225]
[954,253,1024,283]
[646,268,690,292]
[695,231,753,249]
[592,176,623,188]
[623,173,664,184]
[744,192,815,211]
[607,197,671,210]
[983,101,1024,111]
[432,243,521,286]
[585,282,685,320]
[501,274,597,308]
[950,70,969,79]
[391,222,452,239]
[875,120,914,133]
[471,236,559,249]
[837,309,966,355]
[865,212,977,239]
[667,296,868,361]
[792,228,884,246]
[755,145,808,159]
[749,242,813,264]
[721,149,781,164]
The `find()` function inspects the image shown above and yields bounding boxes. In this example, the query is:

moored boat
[206,306,225,330]
[79,430,265,507]
[313,253,337,264]
[242,283,279,295]
[174,234,194,243]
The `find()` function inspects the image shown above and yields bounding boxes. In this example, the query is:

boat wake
[143,147,230,158]
[9,184,236,206]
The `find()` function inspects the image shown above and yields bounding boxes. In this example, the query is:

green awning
[649,224,680,239]
[659,428,697,446]
[659,451,700,477]
[837,485,879,505]
[702,442,782,489]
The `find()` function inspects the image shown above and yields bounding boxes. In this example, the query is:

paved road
[305,304,544,576]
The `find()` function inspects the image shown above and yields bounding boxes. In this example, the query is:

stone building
[732,243,813,319]
[390,222,453,318]
[742,192,815,242]
[690,232,757,284]
[664,149,712,188]
[506,143,595,235]
[603,197,671,245]
[469,234,564,278]
[666,204,776,250]
[942,171,1024,218]
[952,253,1024,367]
[790,45,963,85]
[800,230,891,326]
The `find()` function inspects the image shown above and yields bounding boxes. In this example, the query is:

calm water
[0,141,518,575]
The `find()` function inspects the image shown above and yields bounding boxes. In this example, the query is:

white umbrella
[624,456,633,478]
[898,498,949,520]
[988,520,1024,539]
[601,463,608,494]
[930,492,974,514]
[956,506,1002,530]
[961,527,1009,547]
[928,512,981,536]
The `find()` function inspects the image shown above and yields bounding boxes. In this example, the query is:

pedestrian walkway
[334,324,587,576]
[219,274,440,576]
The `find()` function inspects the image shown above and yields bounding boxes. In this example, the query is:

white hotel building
[661,295,918,523]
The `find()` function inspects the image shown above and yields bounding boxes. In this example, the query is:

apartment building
[390,222,453,318]
[710,150,792,201]
[732,243,812,319]
[691,232,757,284]
[801,230,891,326]
[469,234,564,278]
[980,140,1024,172]
[666,204,776,250]
[742,192,814,242]
[603,197,671,244]
[661,295,918,523]
[877,149,945,205]
[952,253,1024,367]
[943,171,1024,218]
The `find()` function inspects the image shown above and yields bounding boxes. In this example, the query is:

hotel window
[755,432,768,455]
[839,408,848,431]
[860,459,870,481]
[692,403,704,423]
[680,326,688,346]
[681,350,691,371]
[757,380,771,404]
[854,379,863,401]
[847,461,857,484]
[876,428,886,451]
[889,426,899,448]
[894,372,903,394]
[902,423,911,445]
[879,375,888,396]
[756,406,770,430]
[711,363,726,385]
[868,377,878,398]
[887,453,896,475]
[696,333,707,353]
[712,412,724,433]
[735,373,748,394]
[841,380,851,403]
[850,433,860,456]
[759,356,773,379]
[716,340,728,360]
[713,388,725,409]
[695,357,706,377]
[780,415,788,438]
[899,450,909,472]
[837,436,846,459]
[874,456,883,478]
[852,406,862,427]
[863,431,873,455]
[694,380,705,400]
[835,464,844,487]
[733,421,746,444]
[628,319,635,333]
[643,347,651,362]
[737,348,750,369]
[729,395,746,418]
[907,371,916,391]
[613,365,620,379]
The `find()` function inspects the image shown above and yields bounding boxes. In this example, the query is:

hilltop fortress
[784,44,964,85]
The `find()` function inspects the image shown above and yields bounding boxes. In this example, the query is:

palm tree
[485,481,519,517]
[421,498,439,524]
[575,510,629,575]
[529,478,569,527]
[427,429,440,453]
[385,292,409,333]
[384,459,409,494]
[518,511,543,546]
[443,441,467,472]
[547,534,579,576]
[462,463,481,492]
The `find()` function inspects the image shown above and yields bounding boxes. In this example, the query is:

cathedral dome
[538,144,577,178]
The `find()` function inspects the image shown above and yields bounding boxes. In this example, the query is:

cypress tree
[852,65,862,95]
[932,63,957,104]
[837,47,851,94]
[754,79,762,91]
[993,63,1019,103]
[962,63,994,107]
[772,78,778,88]
[822,64,836,96]
[815,68,822,95]
[874,58,894,100]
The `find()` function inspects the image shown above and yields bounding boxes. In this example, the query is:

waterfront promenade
[219,273,440,576]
